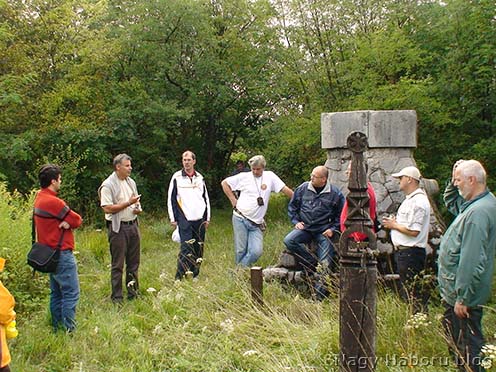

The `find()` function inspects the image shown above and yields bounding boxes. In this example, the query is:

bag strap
[233,207,263,227]
[32,209,66,250]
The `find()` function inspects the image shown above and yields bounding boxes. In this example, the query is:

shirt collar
[460,188,490,212]
[307,181,331,193]
[405,187,425,199]
[40,187,57,196]
[182,169,196,177]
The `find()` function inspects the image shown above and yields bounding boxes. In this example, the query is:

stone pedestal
[322,110,445,255]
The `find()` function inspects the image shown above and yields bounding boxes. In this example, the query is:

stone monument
[321,110,444,257]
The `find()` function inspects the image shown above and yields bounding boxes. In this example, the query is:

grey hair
[113,153,132,167]
[248,155,266,168]
[457,160,486,184]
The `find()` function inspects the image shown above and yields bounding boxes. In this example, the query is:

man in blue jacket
[284,166,344,276]
[438,159,496,372]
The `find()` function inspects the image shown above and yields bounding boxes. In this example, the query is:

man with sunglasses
[283,165,344,280]
[382,166,431,313]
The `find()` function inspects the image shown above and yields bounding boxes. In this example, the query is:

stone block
[321,111,369,149]
[321,110,417,149]
[368,110,417,148]
[279,251,298,269]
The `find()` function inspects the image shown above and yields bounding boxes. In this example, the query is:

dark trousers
[442,303,485,372]
[108,222,140,301]
[176,217,206,280]
[0,365,11,372]
[394,247,427,313]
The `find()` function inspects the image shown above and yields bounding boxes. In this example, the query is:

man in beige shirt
[99,154,142,303]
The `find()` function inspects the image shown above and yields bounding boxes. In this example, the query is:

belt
[395,245,424,251]
[121,220,137,225]
[106,219,137,227]
[233,208,262,227]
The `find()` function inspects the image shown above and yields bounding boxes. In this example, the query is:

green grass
[7,195,496,371]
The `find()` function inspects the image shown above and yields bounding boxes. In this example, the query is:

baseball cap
[391,166,421,181]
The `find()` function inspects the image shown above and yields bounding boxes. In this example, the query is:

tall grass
[5,192,496,371]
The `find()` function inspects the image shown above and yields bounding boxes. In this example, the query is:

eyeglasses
[310,174,325,179]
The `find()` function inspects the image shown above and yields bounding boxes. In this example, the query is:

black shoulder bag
[27,211,66,273]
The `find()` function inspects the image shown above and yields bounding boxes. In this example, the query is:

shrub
[0,184,49,314]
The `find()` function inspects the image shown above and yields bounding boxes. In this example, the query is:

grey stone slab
[321,110,417,149]
[368,111,417,148]
[321,111,370,149]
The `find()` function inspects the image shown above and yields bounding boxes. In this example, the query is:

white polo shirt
[391,188,431,248]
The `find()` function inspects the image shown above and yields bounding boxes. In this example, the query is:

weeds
[2,189,494,371]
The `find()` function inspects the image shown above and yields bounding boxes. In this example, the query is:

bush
[0,184,49,314]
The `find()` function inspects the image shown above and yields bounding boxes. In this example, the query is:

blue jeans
[49,250,79,332]
[442,303,485,372]
[283,229,334,273]
[232,214,263,267]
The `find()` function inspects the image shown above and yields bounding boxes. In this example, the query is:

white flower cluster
[220,318,235,334]
[481,342,496,370]
[404,312,431,330]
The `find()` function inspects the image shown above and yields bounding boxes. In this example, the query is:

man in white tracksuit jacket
[168,151,210,280]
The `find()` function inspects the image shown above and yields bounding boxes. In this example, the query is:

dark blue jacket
[288,181,344,233]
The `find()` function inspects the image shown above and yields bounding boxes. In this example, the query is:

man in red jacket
[34,164,82,332]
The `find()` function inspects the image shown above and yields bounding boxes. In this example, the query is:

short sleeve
[100,186,114,207]
[270,172,285,192]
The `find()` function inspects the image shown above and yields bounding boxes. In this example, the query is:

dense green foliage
[1,0,495,219]
[2,192,494,371]
[0,184,50,313]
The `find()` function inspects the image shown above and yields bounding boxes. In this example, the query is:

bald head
[310,166,328,187]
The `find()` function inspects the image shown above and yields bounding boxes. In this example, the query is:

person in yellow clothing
[0,257,17,372]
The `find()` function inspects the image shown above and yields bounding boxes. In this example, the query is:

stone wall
[322,110,445,255]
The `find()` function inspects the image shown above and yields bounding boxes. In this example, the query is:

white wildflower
[481,358,492,370]
[153,324,163,336]
[146,287,157,293]
[481,342,496,370]
[404,312,431,330]
[127,280,136,288]
[220,318,234,334]
[94,326,99,334]
[196,257,203,264]
[243,350,258,357]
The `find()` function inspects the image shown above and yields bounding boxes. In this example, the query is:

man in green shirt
[438,159,496,372]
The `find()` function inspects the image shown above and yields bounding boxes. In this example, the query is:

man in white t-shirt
[382,166,431,312]
[221,155,293,267]
[98,154,142,303]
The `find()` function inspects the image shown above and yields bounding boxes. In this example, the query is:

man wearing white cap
[382,166,431,312]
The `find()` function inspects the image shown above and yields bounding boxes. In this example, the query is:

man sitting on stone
[284,166,345,278]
